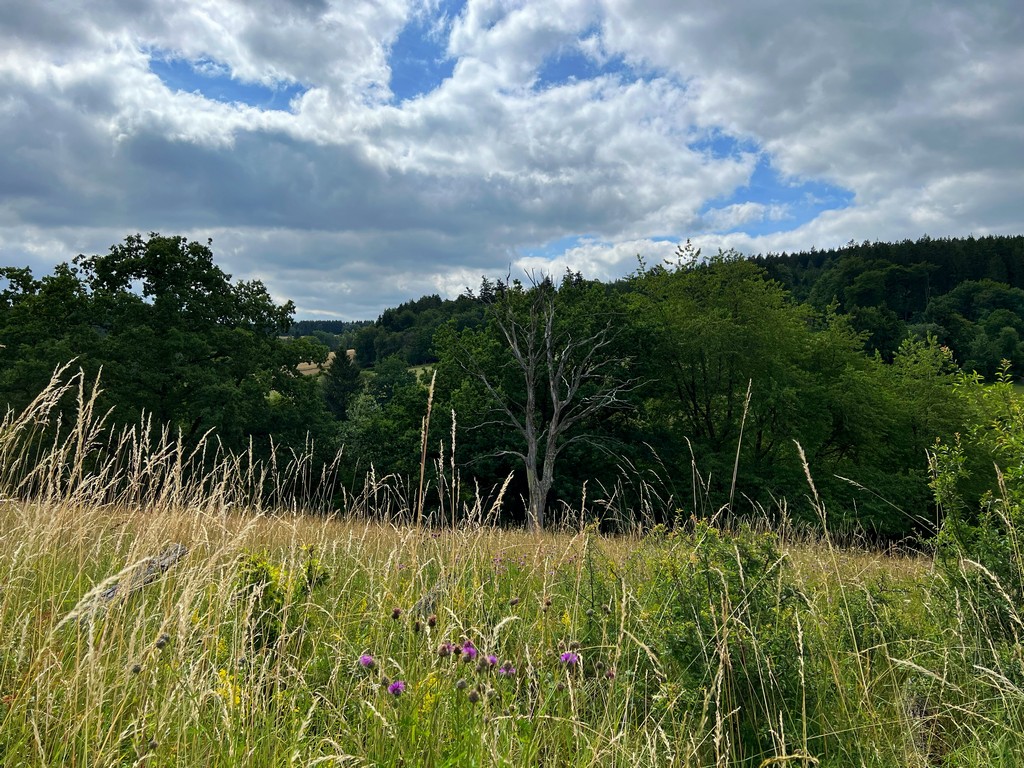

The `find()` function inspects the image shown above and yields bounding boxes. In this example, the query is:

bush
[631,520,805,763]
[932,365,1024,641]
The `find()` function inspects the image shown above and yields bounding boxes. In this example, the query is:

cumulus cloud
[0,0,1021,318]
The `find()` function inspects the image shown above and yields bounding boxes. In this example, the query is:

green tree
[341,355,426,482]
[628,246,966,535]
[0,263,100,410]
[628,247,817,499]
[1,234,336,464]
[75,234,333,450]
[323,353,362,420]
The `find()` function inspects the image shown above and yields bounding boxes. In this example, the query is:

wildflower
[437,641,454,657]
[498,662,516,676]
[155,633,170,650]
[486,654,498,667]
[605,668,616,680]
[147,738,158,751]
[560,651,579,666]
[359,654,375,669]
[456,678,468,690]
[388,680,406,696]
[391,607,402,620]
[509,596,520,607]
[130,663,142,675]
[467,689,480,704]
[427,614,437,628]
[461,640,477,661]
[413,619,422,633]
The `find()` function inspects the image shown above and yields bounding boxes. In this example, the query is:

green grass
[2,370,1024,767]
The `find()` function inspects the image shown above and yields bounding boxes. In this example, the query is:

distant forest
[351,234,1024,380]
[289,319,373,352]
[3,233,1024,538]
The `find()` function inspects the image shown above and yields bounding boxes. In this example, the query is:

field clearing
[1,492,1011,768]
[1,373,1023,767]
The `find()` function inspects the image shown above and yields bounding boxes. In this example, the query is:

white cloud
[0,0,1021,318]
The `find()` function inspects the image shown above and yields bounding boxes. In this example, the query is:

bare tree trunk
[455,277,633,531]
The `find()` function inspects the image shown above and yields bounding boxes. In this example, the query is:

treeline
[756,234,1024,375]
[0,235,338,469]
[350,294,487,366]
[2,233,1023,538]
[347,235,1024,382]
[289,319,372,351]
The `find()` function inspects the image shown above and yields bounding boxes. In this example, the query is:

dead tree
[457,277,633,531]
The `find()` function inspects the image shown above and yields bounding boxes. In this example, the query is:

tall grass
[1,368,1024,766]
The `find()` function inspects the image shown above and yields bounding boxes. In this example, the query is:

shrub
[932,365,1024,641]
[631,520,805,764]
[234,546,330,653]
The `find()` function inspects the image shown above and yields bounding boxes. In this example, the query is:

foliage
[633,521,806,760]
[925,280,1024,377]
[340,354,428,482]
[3,233,1017,537]
[0,233,337,465]
[354,292,486,367]
[234,546,331,653]
[758,234,1024,369]
[322,352,362,420]
[625,248,966,535]
[932,364,1024,638]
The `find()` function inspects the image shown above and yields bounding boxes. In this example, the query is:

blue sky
[1,0,1021,318]
[388,2,459,101]
[149,56,308,111]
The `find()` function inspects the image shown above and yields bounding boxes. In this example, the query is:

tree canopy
[4,233,1022,537]
[0,234,335,462]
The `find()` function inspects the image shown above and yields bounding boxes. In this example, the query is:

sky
[1,0,1022,320]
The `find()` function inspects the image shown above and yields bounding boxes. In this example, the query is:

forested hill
[753,235,1024,371]
[349,292,487,367]
[288,319,373,351]
[756,235,1024,299]
[351,235,1024,380]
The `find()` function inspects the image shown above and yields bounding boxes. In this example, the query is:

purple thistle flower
[498,662,516,676]
[437,641,454,657]
[387,680,406,696]
[486,654,498,667]
[358,654,375,669]
[461,641,477,661]
[560,651,580,665]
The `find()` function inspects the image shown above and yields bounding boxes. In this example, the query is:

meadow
[2,372,1024,767]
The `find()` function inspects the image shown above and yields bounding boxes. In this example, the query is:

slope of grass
[2,370,1024,767]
